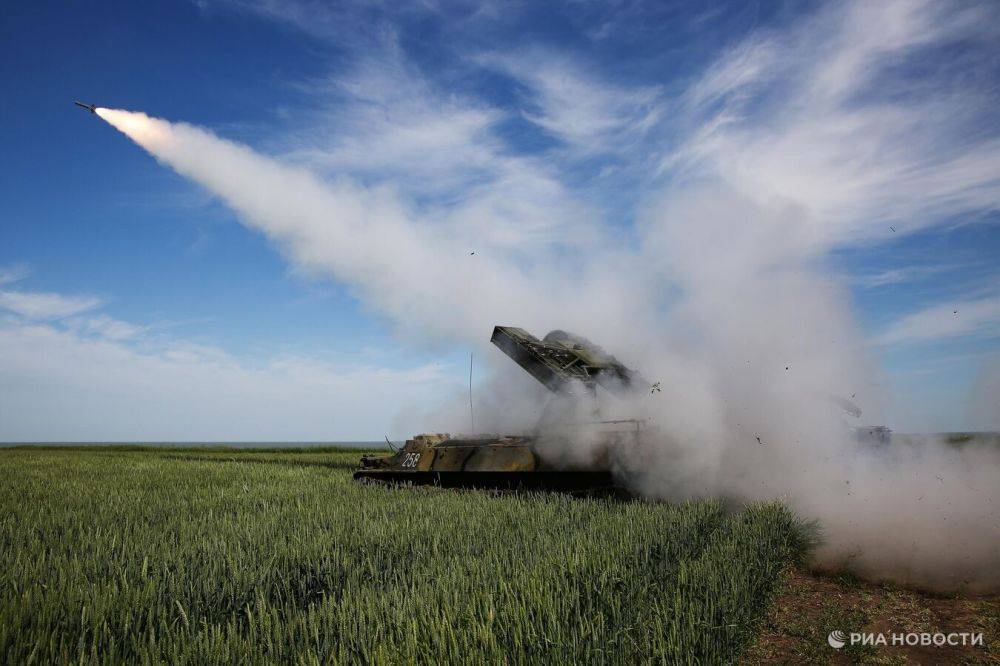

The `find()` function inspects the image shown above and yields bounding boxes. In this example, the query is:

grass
[0,447,812,664]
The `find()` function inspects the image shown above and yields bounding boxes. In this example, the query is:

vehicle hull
[353,468,617,491]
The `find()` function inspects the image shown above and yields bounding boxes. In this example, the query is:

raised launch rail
[490,326,645,396]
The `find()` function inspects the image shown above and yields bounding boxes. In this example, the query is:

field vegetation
[0,446,812,664]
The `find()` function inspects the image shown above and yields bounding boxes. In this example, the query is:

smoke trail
[93,109,647,348]
[97,108,999,592]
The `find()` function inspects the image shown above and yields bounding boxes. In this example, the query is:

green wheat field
[0,446,812,664]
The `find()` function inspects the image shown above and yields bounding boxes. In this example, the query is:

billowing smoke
[95,101,998,593]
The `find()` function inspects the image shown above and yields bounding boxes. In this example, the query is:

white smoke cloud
[92,107,638,350]
[971,356,1000,431]
[91,0,999,591]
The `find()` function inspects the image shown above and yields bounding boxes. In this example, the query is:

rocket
[74,101,98,114]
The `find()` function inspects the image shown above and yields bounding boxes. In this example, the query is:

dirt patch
[741,565,999,664]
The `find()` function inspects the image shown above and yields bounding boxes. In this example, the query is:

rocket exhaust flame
[96,109,173,152]
[94,107,1000,593]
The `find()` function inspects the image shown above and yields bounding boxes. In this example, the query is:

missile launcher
[353,326,646,491]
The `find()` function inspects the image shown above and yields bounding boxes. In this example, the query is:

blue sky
[0,0,997,441]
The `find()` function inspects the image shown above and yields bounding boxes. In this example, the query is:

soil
[741,565,1000,665]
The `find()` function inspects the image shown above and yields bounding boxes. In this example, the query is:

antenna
[469,351,475,434]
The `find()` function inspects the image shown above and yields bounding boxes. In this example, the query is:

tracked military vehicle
[353,326,648,490]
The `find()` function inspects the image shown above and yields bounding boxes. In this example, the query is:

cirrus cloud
[0,290,102,320]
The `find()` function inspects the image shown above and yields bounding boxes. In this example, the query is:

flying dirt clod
[354,325,648,491]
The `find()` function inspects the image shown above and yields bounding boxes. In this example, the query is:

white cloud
[283,48,603,253]
[209,0,1000,256]
[685,37,779,110]
[198,0,509,43]
[852,268,924,289]
[0,290,101,320]
[194,0,344,39]
[0,314,455,441]
[0,286,449,441]
[664,0,1000,247]
[0,264,30,286]
[296,54,502,193]
[480,53,663,155]
[74,314,147,341]
[877,295,1000,345]
[849,264,964,289]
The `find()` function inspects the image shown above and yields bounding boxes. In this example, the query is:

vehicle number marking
[401,453,420,468]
